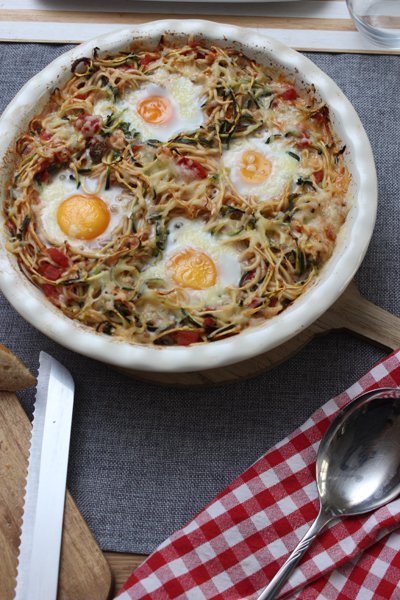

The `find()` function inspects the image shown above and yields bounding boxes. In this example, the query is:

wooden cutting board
[0,391,112,600]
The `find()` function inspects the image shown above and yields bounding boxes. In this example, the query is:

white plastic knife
[15,351,75,600]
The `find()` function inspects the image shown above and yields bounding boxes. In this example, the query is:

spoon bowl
[257,387,400,600]
[317,387,400,516]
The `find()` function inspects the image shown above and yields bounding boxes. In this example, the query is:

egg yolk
[240,149,272,184]
[57,194,110,240]
[168,248,217,290]
[136,95,173,125]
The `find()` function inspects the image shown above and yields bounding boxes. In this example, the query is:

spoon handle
[256,507,332,600]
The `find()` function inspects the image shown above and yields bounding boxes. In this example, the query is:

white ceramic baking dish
[0,20,377,372]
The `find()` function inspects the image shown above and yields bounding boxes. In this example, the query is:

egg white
[36,170,133,251]
[94,69,205,143]
[223,136,299,201]
[139,218,242,307]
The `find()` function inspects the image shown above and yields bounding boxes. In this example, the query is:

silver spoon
[257,387,400,600]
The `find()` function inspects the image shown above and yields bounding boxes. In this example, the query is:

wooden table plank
[0,9,356,31]
[105,552,146,595]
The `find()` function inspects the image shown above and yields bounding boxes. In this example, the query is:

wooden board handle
[319,281,400,351]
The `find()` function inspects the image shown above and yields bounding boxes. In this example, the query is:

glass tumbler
[346,0,400,48]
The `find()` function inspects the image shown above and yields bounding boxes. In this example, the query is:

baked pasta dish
[3,38,350,346]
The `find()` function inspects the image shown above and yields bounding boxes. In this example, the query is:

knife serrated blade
[15,351,75,600]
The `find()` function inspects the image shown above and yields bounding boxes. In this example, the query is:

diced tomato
[203,317,216,329]
[313,169,324,184]
[248,298,262,309]
[75,113,88,127]
[39,130,53,141]
[174,330,201,346]
[269,297,278,308]
[176,157,208,180]
[280,88,298,101]
[39,262,63,281]
[75,93,88,100]
[47,248,69,268]
[75,114,102,138]
[131,144,142,153]
[297,139,310,149]
[42,284,60,301]
[139,53,159,66]
[296,133,310,149]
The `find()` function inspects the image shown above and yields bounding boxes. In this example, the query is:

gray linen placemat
[0,44,398,555]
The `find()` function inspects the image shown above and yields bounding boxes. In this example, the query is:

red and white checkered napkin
[116,350,400,600]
